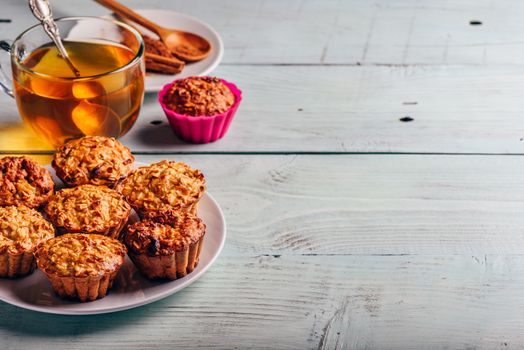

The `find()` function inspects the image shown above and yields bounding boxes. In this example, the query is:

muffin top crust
[117,160,205,215]
[35,234,126,277]
[0,205,54,255]
[162,77,235,116]
[124,213,205,256]
[45,184,131,233]
[0,156,54,208]
[52,136,134,187]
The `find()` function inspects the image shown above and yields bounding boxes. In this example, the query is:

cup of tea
[0,17,145,147]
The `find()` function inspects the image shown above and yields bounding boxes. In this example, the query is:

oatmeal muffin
[0,205,54,277]
[52,136,134,188]
[117,160,205,217]
[35,233,126,302]
[159,77,242,144]
[123,212,205,280]
[44,184,131,238]
[0,156,54,208]
[162,77,235,116]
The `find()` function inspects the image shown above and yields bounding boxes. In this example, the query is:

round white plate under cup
[66,10,223,93]
[117,9,223,93]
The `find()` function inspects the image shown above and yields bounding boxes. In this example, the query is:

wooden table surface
[2,0,524,349]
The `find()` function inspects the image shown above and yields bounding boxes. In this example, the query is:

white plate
[66,10,223,93]
[118,9,223,93]
[0,164,226,315]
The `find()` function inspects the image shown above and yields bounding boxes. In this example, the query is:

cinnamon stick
[145,53,185,74]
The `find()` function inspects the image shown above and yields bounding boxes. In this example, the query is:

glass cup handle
[0,40,13,98]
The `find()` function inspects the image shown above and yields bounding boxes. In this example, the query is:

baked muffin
[0,156,54,208]
[123,213,205,280]
[52,136,134,188]
[35,234,126,302]
[159,77,242,144]
[0,205,54,277]
[162,76,235,116]
[117,160,205,217]
[44,184,131,238]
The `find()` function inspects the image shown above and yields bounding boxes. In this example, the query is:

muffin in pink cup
[158,77,242,144]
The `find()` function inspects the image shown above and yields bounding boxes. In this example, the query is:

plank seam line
[4,151,524,156]
[257,253,524,257]
[219,62,512,67]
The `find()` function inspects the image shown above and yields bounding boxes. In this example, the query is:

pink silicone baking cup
[158,78,242,144]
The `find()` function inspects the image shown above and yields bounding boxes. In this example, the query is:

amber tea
[13,41,144,147]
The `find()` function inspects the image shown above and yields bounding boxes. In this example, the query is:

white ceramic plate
[66,10,223,93]
[117,9,223,93]
[0,164,226,315]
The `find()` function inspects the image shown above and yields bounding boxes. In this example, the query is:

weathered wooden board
[1,254,524,350]
[3,0,524,154]
[3,65,524,154]
[133,154,524,256]
[0,154,521,256]
[3,0,524,65]
[125,65,524,154]
[0,154,523,349]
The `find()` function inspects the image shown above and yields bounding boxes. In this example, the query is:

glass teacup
[0,17,145,148]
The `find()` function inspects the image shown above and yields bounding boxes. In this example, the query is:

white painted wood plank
[1,254,524,349]
[3,65,524,153]
[129,154,524,256]
[0,155,523,348]
[4,154,523,256]
[123,65,524,154]
[3,0,524,65]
